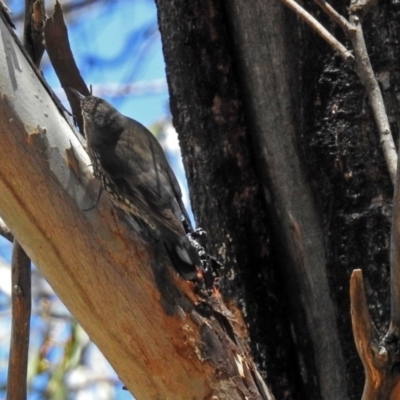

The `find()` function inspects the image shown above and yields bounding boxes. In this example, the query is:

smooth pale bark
[0,14,271,400]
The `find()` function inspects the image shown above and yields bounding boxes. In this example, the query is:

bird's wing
[101,122,186,234]
[166,164,193,231]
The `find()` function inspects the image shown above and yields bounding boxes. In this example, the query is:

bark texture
[303,2,399,398]
[156,1,300,398]
[156,0,400,399]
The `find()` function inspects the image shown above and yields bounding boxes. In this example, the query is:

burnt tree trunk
[156,1,400,399]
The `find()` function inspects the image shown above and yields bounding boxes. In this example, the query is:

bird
[71,89,202,280]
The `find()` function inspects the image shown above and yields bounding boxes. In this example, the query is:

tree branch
[44,1,89,134]
[0,217,13,242]
[350,269,400,399]
[6,241,31,400]
[279,0,354,63]
[347,13,397,183]
[313,0,353,33]
[24,0,46,67]
[280,0,397,183]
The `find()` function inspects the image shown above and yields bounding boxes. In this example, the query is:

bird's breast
[88,149,157,230]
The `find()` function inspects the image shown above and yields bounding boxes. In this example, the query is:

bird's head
[70,89,117,128]
[70,89,124,146]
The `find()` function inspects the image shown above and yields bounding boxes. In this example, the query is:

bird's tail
[125,213,202,280]
[164,235,202,281]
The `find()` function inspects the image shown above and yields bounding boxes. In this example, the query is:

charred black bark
[156,1,299,398]
[302,2,400,397]
[155,0,400,399]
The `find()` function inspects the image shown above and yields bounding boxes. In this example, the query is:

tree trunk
[156,1,400,399]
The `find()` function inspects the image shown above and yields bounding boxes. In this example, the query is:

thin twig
[0,1,16,29]
[0,218,13,242]
[283,0,399,332]
[347,14,397,183]
[280,0,397,181]
[6,241,31,400]
[279,0,354,63]
[313,0,353,34]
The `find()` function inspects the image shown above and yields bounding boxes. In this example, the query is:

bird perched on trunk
[71,89,201,280]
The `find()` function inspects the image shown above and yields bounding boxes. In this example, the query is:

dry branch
[350,270,400,399]
[24,0,46,67]
[6,241,31,400]
[347,12,397,184]
[280,0,397,183]
[314,0,352,33]
[0,217,13,242]
[44,1,89,133]
[280,0,354,62]
[279,0,400,396]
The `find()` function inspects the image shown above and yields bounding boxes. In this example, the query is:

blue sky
[48,0,170,126]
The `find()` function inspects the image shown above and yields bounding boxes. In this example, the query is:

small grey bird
[71,90,201,280]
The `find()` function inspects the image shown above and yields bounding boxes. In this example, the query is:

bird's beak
[69,88,86,101]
